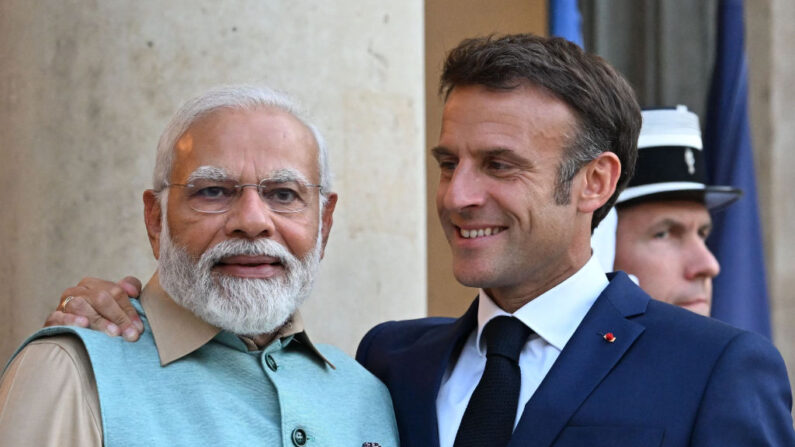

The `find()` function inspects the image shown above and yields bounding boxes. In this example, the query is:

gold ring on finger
[59,296,76,312]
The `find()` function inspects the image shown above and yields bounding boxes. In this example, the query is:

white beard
[157,223,322,336]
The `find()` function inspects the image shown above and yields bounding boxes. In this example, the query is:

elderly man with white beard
[0,85,399,447]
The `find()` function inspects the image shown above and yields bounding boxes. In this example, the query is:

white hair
[153,85,333,205]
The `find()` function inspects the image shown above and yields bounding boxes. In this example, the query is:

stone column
[0,0,426,361]
[747,0,795,396]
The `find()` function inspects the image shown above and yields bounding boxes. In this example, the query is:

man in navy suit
[356,35,794,446]
[45,34,794,446]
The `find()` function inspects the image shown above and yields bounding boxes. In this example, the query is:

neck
[241,332,277,350]
[486,249,591,313]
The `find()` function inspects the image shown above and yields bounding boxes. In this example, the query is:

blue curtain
[549,0,584,47]
[704,0,771,338]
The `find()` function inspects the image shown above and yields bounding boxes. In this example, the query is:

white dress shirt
[435,256,609,447]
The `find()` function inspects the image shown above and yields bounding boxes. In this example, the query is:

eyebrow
[430,146,532,166]
[187,166,311,184]
[652,218,683,229]
[268,168,310,184]
[484,148,532,165]
[652,218,713,233]
[187,166,230,182]
[430,146,452,161]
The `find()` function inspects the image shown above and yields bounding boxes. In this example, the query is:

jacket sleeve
[690,331,795,446]
[0,336,102,447]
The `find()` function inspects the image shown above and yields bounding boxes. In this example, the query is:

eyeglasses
[162,178,322,214]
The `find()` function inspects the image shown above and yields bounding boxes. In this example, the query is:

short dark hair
[440,34,641,231]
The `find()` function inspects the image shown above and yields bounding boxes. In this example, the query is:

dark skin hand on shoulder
[48,276,144,341]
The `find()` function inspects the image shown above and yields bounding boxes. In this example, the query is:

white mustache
[199,238,298,272]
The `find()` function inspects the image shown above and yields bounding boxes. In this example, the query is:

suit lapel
[509,273,649,447]
[391,299,479,447]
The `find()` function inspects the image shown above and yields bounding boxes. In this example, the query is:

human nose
[685,238,721,280]
[224,186,275,238]
[438,164,486,212]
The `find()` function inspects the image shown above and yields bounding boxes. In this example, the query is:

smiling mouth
[457,226,506,239]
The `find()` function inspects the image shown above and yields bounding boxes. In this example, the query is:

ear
[143,190,163,259]
[319,193,338,259]
[576,152,621,213]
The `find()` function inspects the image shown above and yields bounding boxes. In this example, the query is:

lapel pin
[600,332,616,343]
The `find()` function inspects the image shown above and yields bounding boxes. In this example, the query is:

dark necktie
[453,316,532,447]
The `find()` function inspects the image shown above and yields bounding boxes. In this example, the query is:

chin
[666,297,711,317]
[679,302,711,317]
[452,265,500,290]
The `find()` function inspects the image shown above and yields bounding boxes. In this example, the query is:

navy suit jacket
[357,272,795,446]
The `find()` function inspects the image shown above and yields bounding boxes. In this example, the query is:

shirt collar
[140,273,333,368]
[475,255,609,354]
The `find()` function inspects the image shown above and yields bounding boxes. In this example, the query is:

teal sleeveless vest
[11,301,399,447]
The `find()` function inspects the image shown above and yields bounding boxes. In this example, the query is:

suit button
[291,428,307,446]
[266,354,278,371]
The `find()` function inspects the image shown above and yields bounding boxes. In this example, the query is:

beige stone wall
[0,0,426,361]
[747,0,795,394]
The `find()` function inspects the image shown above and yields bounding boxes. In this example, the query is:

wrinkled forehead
[171,107,320,182]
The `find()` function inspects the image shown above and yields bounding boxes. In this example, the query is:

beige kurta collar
[140,273,332,368]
